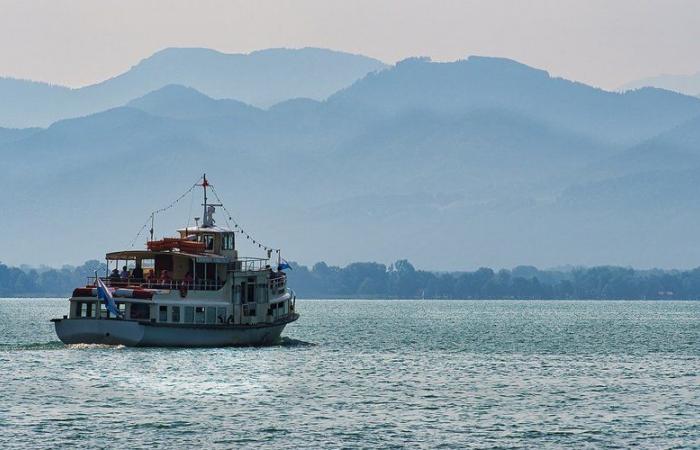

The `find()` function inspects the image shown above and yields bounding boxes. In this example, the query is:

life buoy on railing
[179,282,188,298]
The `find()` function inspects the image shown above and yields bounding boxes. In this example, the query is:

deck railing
[89,277,225,291]
[269,275,286,291]
[228,257,273,272]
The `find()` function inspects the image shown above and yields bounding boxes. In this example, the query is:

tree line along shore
[1,259,700,300]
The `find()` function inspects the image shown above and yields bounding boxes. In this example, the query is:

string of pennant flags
[129,178,201,248]
[209,184,281,257]
[128,176,283,262]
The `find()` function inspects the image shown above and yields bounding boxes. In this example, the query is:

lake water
[0,299,698,449]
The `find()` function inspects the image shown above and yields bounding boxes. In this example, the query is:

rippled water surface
[1,299,698,449]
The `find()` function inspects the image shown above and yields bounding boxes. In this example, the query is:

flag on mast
[95,272,122,318]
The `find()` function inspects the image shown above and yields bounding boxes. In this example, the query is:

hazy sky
[1,0,699,89]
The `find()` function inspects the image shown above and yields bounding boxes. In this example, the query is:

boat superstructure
[52,175,298,347]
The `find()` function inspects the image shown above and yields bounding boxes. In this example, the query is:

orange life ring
[179,283,188,298]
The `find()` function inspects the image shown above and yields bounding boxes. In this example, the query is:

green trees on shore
[286,260,700,300]
[1,259,699,299]
[0,260,105,297]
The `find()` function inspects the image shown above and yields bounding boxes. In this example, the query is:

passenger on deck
[184,271,193,288]
[131,262,144,281]
[146,269,157,285]
[160,269,172,286]
[109,268,121,282]
[120,265,129,280]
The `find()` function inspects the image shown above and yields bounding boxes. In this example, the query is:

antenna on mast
[199,173,221,227]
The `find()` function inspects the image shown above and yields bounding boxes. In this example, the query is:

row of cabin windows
[74,302,227,324]
[197,233,234,251]
[159,305,228,324]
[75,301,266,322]
[76,302,126,318]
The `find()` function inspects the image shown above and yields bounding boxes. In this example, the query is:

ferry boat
[52,175,299,347]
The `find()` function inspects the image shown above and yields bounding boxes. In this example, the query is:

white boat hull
[52,315,298,347]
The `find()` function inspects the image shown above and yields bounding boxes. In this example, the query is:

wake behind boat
[52,174,298,347]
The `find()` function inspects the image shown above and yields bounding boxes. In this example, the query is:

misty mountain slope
[585,113,700,180]
[0,78,79,129]
[0,126,40,145]
[0,47,387,128]
[83,47,387,107]
[126,84,264,121]
[620,71,700,97]
[558,167,700,212]
[0,107,211,185]
[320,108,617,198]
[329,56,700,146]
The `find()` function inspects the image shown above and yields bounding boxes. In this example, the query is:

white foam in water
[66,343,126,350]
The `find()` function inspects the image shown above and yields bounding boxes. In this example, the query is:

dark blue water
[0,299,698,449]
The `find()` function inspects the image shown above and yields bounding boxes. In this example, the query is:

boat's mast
[149,213,154,241]
[202,173,208,223]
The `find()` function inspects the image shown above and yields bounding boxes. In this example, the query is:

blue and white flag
[96,272,122,318]
[277,259,292,271]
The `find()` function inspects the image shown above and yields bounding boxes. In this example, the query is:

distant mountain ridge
[0,47,387,128]
[126,84,264,120]
[620,71,700,97]
[329,56,700,146]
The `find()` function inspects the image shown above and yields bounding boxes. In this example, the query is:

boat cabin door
[240,278,256,303]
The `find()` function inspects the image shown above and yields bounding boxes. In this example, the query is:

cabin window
[171,306,181,323]
[195,306,205,324]
[202,235,214,250]
[130,303,150,320]
[159,305,168,322]
[217,307,227,323]
[76,302,92,318]
[205,307,217,324]
[222,233,235,250]
[184,306,194,323]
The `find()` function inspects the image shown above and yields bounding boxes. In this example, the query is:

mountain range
[0,47,386,128]
[3,50,700,270]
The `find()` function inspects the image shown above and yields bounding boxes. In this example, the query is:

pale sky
[1,0,699,90]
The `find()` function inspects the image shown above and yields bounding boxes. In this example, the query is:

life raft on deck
[147,238,206,253]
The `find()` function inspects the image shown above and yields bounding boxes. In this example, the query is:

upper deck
[94,174,285,294]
